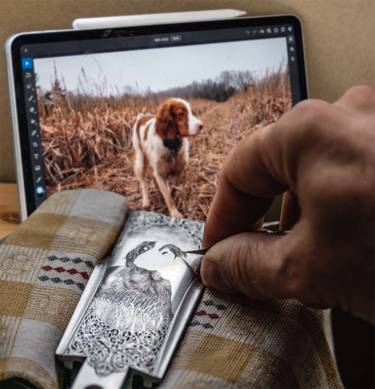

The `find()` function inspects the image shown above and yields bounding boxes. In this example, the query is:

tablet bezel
[5,15,308,220]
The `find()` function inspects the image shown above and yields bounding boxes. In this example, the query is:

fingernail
[201,258,230,292]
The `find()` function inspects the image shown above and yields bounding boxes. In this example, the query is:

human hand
[201,86,375,323]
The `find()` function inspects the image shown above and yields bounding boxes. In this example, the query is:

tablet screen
[15,18,306,220]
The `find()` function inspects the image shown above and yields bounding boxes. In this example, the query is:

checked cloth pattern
[162,292,343,388]
[0,189,127,389]
[0,188,343,388]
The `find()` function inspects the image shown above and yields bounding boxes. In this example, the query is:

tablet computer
[6,15,307,221]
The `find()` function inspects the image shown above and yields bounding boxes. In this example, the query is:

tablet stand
[72,9,246,30]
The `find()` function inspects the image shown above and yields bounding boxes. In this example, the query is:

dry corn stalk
[40,70,291,221]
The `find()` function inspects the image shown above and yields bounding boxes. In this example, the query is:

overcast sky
[35,37,287,95]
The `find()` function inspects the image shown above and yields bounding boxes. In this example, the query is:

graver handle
[183,228,289,256]
[183,248,209,255]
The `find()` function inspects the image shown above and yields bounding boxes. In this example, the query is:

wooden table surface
[0,183,20,239]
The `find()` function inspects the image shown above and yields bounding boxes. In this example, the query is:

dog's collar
[163,137,182,153]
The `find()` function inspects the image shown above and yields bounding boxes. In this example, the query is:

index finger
[203,124,287,247]
[203,99,346,248]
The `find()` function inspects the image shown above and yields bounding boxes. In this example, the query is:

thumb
[200,232,295,301]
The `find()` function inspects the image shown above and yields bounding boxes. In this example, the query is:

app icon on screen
[21,57,33,70]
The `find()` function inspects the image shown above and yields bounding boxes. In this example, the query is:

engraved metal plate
[56,211,204,388]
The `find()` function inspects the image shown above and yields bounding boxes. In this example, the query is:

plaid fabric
[162,290,344,388]
[0,189,343,389]
[0,190,127,389]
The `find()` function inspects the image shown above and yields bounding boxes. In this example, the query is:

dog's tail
[132,113,145,131]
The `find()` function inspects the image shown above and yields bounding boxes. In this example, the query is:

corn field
[38,69,291,221]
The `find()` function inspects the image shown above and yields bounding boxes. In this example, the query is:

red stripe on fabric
[41,265,89,280]
[194,310,220,319]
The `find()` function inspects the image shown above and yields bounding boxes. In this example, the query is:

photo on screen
[34,37,292,221]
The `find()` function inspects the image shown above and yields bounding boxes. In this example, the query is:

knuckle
[288,99,333,144]
[344,85,375,106]
[294,99,331,126]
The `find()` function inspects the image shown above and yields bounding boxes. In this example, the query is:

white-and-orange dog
[132,98,203,218]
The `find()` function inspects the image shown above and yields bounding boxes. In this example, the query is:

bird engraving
[159,243,196,275]
[68,241,173,376]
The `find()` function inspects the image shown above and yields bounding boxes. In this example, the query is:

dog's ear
[156,101,178,140]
